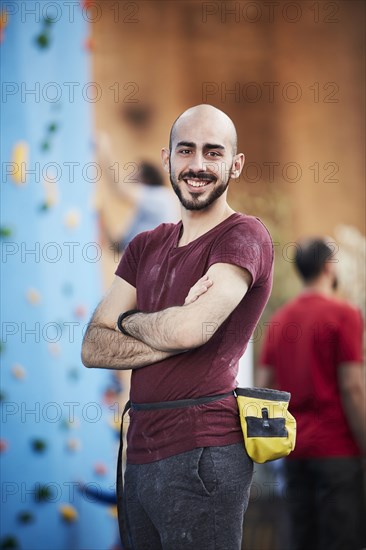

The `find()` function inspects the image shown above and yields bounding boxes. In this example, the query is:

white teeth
[186,179,209,188]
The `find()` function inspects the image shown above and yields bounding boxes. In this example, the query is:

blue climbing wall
[1,2,119,549]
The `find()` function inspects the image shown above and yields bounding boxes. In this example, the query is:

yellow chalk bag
[236,387,296,463]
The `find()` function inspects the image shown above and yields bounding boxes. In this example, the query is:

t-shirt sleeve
[114,232,147,287]
[337,306,364,364]
[207,217,274,287]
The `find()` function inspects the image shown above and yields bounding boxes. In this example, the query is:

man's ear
[161,148,170,173]
[323,259,337,277]
[230,153,245,179]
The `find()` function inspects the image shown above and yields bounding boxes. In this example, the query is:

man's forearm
[121,263,251,352]
[122,307,201,352]
[341,385,366,454]
[81,322,179,370]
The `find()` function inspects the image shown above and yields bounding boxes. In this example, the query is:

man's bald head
[169,104,238,155]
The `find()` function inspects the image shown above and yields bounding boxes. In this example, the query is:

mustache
[179,170,217,183]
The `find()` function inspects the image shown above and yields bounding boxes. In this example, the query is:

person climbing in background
[97,132,179,254]
[256,237,366,550]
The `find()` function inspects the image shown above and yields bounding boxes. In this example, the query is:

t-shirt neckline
[173,212,243,249]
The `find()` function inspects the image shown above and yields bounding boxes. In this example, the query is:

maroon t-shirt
[259,293,364,458]
[116,212,274,464]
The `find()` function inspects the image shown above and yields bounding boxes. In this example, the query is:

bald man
[82,105,274,549]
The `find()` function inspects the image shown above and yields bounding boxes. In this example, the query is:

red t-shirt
[116,212,274,464]
[259,292,364,458]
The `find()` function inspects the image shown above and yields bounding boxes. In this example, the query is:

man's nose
[187,153,213,174]
[186,152,205,172]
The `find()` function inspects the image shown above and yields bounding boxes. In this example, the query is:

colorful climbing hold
[17,511,34,524]
[84,36,94,51]
[0,226,12,238]
[0,9,8,44]
[68,367,80,381]
[62,282,74,296]
[108,506,118,520]
[74,304,87,319]
[31,438,47,453]
[42,175,59,208]
[11,142,29,185]
[94,462,108,476]
[66,438,81,452]
[59,504,78,523]
[34,16,55,50]
[26,288,42,305]
[11,364,26,380]
[34,484,54,503]
[48,342,61,357]
[0,535,20,549]
[64,209,81,229]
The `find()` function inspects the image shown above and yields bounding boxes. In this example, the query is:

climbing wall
[1,2,120,549]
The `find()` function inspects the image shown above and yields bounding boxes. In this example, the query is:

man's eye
[207,151,221,157]
[179,149,191,154]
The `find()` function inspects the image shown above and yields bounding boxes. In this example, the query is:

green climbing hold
[31,438,47,453]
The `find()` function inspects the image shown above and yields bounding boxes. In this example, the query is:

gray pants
[123,443,253,550]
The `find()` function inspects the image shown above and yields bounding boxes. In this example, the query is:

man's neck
[302,278,333,297]
[178,201,235,247]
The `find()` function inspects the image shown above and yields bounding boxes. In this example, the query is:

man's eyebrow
[203,143,225,150]
[176,141,196,148]
[175,141,226,150]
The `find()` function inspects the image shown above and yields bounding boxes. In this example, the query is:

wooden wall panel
[92,1,364,260]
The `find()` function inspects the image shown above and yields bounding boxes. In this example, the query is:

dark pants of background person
[123,442,253,550]
[285,457,366,550]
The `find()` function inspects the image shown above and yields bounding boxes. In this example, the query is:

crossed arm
[121,263,251,352]
[81,262,251,370]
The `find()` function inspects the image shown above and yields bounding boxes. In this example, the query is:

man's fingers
[196,281,213,295]
[184,279,213,305]
[194,274,209,284]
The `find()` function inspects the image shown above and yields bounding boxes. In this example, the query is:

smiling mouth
[183,178,214,188]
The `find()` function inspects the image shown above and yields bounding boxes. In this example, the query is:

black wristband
[117,309,141,337]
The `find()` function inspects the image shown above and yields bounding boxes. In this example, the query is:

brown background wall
[91,0,365,295]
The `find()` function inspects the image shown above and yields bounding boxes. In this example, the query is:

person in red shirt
[82,104,273,549]
[257,237,365,550]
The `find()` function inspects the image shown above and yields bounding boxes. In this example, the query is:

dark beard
[169,167,232,211]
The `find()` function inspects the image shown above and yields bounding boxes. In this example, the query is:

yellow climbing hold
[108,506,118,519]
[64,209,81,229]
[43,175,59,207]
[0,9,9,43]
[59,504,78,523]
[66,438,81,452]
[11,142,29,185]
[11,363,26,380]
[26,288,41,305]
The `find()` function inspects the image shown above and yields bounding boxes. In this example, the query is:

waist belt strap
[116,400,132,550]
[131,391,234,411]
[116,391,234,549]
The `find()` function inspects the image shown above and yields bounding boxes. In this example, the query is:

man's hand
[184,274,213,305]
[81,276,181,370]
